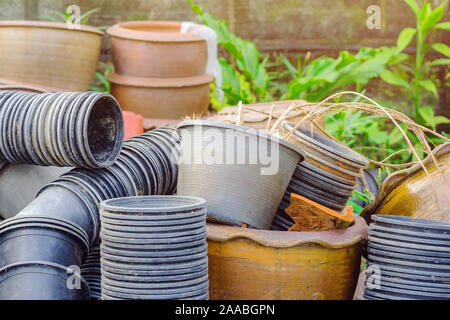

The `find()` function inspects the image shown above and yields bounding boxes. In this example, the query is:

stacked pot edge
[99,195,209,300]
[364,215,450,300]
[271,121,369,231]
[107,21,212,119]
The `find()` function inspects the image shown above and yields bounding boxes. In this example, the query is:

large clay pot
[206,216,368,300]
[0,21,102,91]
[108,72,212,119]
[107,21,207,78]
[361,142,450,222]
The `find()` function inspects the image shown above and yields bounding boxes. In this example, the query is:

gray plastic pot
[176,120,305,229]
[0,163,71,219]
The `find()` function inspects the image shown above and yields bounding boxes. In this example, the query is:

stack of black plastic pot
[81,240,101,300]
[99,196,209,300]
[0,90,181,300]
[365,215,450,300]
[271,121,369,231]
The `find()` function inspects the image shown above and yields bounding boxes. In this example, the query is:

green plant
[278,47,396,102]
[188,0,271,110]
[40,7,100,25]
[89,61,114,93]
[380,0,450,126]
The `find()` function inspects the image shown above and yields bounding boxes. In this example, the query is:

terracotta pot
[0,77,64,93]
[0,21,103,91]
[108,72,212,119]
[107,21,207,78]
[122,111,144,140]
[207,216,368,300]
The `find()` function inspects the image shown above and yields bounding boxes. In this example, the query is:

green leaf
[396,27,416,54]
[388,127,404,146]
[380,70,411,91]
[417,106,449,130]
[421,3,444,34]
[404,0,421,20]
[435,21,450,31]
[430,58,450,66]
[419,79,437,96]
[432,43,450,58]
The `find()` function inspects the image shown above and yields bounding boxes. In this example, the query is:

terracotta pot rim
[107,72,213,88]
[0,77,65,93]
[107,21,204,43]
[0,20,104,36]
[206,216,368,249]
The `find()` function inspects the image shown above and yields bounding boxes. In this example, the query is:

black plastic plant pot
[377,276,450,294]
[0,261,90,300]
[364,286,450,300]
[368,241,450,258]
[100,256,209,273]
[371,215,450,236]
[367,261,450,282]
[0,217,89,267]
[0,91,124,168]
[367,246,450,265]
[16,185,99,244]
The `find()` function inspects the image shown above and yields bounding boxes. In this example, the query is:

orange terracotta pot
[107,21,207,78]
[207,216,368,300]
[122,111,144,140]
[0,21,102,91]
[108,72,212,119]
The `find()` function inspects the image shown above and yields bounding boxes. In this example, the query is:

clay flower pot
[0,21,103,91]
[107,21,208,78]
[206,216,368,300]
[108,73,212,119]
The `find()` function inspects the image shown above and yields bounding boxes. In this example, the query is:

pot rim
[107,72,213,88]
[282,121,369,167]
[0,20,103,36]
[206,215,368,249]
[107,21,204,42]
[177,119,307,162]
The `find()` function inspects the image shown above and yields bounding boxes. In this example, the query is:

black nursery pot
[0,217,89,267]
[0,261,90,300]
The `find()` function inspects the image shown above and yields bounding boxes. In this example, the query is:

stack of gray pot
[99,196,209,300]
[365,215,450,300]
[0,93,179,299]
[80,240,101,300]
[271,121,369,231]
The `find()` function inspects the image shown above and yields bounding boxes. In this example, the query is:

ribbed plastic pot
[108,73,212,119]
[0,216,89,267]
[0,91,124,168]
[207,216,367,300]
[0,164,70,219]
[15,127,179,245]
[364,215,450,300]
[281,121,368,181]
[107,21,207,78]
[81,240,101,300]
[0,261,90,300]
[0,128,180,300]
[176,120,306,229]
[99,195,209,300]
[0,21,102,91]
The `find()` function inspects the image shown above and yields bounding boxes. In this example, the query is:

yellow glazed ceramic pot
[361,142,450,222]
[206,216,368,300]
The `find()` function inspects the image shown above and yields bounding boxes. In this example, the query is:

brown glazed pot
[107,21,207,78]
[361,142,450,222]
[207,216,368,300]
[0,21,103,91]
[108,72,212,119]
